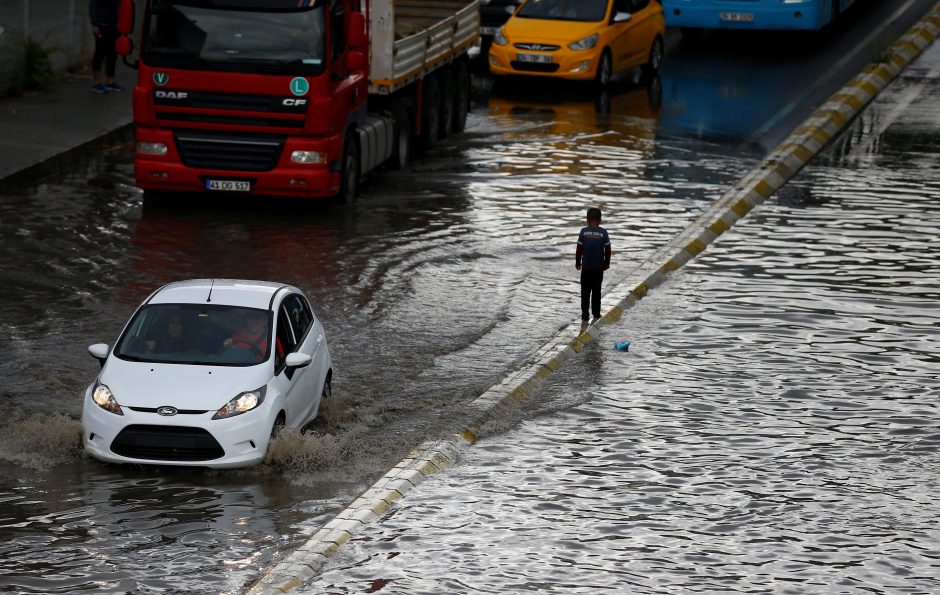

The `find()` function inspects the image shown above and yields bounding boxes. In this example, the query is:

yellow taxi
[488,0,665,86]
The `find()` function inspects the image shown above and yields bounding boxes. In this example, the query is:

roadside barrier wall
[246,5,940,593]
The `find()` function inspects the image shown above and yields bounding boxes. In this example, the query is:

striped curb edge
[245,6,940,593]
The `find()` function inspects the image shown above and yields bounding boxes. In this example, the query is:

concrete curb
[244,6,940,593]
[0,122,134,194]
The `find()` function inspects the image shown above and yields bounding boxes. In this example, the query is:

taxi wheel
[641,36,664,80]
[340,132,360,204]
[595,50,612,87]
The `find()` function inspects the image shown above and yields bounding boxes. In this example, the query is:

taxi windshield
[115,303,271,366]
[517,0,609,22]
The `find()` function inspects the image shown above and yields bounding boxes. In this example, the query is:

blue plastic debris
[614,340,631,352]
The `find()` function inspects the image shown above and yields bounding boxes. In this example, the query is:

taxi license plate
[517,52,552,64]
[206,179,250,192]
[720,12,753,22]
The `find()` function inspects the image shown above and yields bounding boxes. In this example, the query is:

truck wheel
[439,67,455,138]
[421,75,442,149]
[452,59,470,133]
[340,132,359,204]
[390,101,412,170]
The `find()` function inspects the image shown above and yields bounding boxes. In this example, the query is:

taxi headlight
[213,386,266,420]
[493,27,509,46]
[569,33,599,51]
[92,383,124,416]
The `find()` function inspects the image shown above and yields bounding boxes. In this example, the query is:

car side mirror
[88,343,110,368]
[285,352,312,369]
[613,12,632,23]
[347,11,367,49]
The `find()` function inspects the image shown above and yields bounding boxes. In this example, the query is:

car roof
[148,279,293,310]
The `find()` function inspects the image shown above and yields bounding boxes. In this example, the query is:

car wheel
[595,50,612,88]
[270,413,286,440]
[321,372,332,399]
[339,132,359,204]
[641,36,663,81]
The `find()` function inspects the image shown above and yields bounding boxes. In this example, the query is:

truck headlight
[137,142,168,156]
[291,150,327,164]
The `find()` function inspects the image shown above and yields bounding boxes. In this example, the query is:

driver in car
[223,310,281,362]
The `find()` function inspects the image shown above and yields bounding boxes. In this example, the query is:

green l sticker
[290,77,309,96]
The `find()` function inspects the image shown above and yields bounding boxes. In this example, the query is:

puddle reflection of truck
[114,0,479,201]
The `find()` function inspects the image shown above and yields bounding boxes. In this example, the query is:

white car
[81,279,332,469]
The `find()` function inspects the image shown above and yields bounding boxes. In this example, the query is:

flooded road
[1,2,938,591]
[299,44,940,594]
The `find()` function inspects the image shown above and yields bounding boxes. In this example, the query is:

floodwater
[1,16,938,595]
[299,49,940,593]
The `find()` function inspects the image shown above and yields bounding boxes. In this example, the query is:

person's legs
[580,270,591,320]
[591,270,603,318]
[102,27,122,90]
[91,33,108,92]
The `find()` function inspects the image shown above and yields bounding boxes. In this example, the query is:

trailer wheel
[340,132,359,204]
[452,59,470,133]
[421,75,442,149]
[390,101,412,170]
[439,67,455,138]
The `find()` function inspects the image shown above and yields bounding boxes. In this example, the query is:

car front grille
[514,43,560,51]
[110,425,225,461]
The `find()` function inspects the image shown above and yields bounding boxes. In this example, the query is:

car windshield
[114,303,271,366]
[517,0,609,22]
[142,0,326,75]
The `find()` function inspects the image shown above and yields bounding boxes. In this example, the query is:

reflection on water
[0,73,739,591]
[297,60,940,593]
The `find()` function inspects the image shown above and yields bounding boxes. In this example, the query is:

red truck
[114,0,479,201]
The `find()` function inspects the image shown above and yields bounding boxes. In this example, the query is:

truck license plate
[517,52,552,64]
[719,12,753,22]
[206,180,251,192]
[481,26,499,36]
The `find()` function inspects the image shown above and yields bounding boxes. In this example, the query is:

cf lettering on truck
[113,0,479,202]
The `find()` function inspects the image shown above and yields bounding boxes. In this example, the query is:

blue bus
[663,0,858,32]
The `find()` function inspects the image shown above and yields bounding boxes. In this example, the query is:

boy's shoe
[92,83,109,94]
[105,82,124,92]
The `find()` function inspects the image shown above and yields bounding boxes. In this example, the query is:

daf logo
[155,90,188,100]
[157,406,178,416]
[283,98,307,106]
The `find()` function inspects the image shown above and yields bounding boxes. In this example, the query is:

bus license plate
[517,53,552,64]
[206,180,250,192]
[720,12,753,22]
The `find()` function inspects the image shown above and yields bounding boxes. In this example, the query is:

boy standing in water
[575,207,611,321]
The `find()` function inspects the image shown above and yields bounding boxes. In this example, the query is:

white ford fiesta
[81,279,332,469]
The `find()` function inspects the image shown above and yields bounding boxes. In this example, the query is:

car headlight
[92,383,124,416]
[568,33,599,51]
[493,27,508,46]
[213,386,266,420]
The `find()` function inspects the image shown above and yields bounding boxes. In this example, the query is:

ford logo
[157,406,178,416]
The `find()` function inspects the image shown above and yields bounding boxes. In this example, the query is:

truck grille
[175,131,285,171]
[153,90,308,129]
[110,425,225,461]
